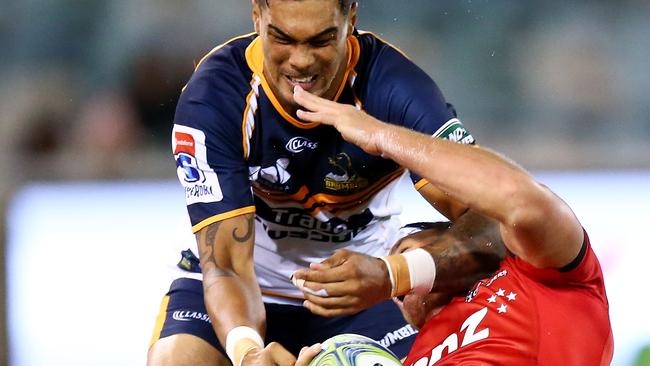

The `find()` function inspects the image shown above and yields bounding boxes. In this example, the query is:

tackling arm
[376,129,583,269]
[415,184,506,293]
[293,85,583,270]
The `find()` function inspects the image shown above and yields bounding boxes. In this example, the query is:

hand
[242,342,296,366]
[293,85,386,156]
[291,249,392,317]
[296,343,323,366]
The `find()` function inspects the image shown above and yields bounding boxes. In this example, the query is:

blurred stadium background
[1,0,649,365]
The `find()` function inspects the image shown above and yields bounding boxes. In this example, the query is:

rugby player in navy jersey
[148,1,505,366]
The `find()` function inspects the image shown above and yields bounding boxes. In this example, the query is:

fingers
[303,298,359,317]
[293,85,330,110]
[291,275,330,297]
[302,291,357,308]
[296,109,326,124]
[296,343,322,366]
[265,342,296,366]
[292,250,350,284]
[293,86,340,126]
[319,249,350,267]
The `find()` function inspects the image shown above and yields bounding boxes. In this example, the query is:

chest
[246,96,400,196]
[405,270,537,366]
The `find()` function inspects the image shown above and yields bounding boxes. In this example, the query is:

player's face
[253,0,356,114]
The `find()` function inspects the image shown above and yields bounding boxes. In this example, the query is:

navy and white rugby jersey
[171,31,475,303]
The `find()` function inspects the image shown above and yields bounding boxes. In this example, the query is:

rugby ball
[308,334,402,366]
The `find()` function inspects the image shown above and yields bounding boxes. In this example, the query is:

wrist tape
[380,248,436,297]
[225,326,264,366]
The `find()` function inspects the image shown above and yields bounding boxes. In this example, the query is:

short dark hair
[256,0,356,15]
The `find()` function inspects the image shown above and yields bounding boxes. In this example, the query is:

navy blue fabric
[157,278,416,359]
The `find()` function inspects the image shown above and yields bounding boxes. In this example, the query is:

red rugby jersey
[404,233,613,366]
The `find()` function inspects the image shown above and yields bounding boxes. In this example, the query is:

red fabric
[404,233,613,366]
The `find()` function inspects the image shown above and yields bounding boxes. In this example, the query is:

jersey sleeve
[360,37,476,186]
[172,52,255,233]
[511,231,608,302]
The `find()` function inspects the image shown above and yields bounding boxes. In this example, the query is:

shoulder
[354,31,423,83]
[181,33,257,107]
[175,33,257,132]
[352,31,456,130]
[353,30,442,96]
[508,231,606,292]
[193,33,256,77]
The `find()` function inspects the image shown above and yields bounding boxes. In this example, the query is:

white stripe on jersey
[243,75,262,159]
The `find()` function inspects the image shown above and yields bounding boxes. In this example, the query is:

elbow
[501,178,552,232]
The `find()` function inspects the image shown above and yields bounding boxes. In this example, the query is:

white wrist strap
[226,326,264,366]
[381,248,436,297]
[403,248,437,295]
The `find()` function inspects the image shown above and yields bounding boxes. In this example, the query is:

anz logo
[285,136,318,153]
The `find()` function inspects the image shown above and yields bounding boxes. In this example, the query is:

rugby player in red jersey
[292,85,614,365]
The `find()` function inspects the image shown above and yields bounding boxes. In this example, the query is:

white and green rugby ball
[308,334,403,366]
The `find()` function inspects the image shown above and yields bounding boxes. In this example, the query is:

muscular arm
[195,214,266,347]
[376,130,583,269]
[294,85,583,269]
[415,184,506,292]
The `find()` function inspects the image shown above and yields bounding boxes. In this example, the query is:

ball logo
[286,136,318,153]
[174,131,204,183]
[176,153,203,183]
[308,334,401,366]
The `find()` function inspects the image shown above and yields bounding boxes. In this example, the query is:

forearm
[203,270,265,344]
[377,125,538,226]
[196,215,265,346]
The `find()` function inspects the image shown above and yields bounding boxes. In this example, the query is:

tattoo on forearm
[232,215,254,243]
[197,222,234,292]
[196,216,256,292]
[198,221,221,270]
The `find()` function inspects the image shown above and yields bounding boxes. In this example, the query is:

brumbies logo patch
[324,153,368,191]
[172,124,223,205]
[433,118,475,145]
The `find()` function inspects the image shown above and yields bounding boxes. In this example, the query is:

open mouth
[285,74,318,91]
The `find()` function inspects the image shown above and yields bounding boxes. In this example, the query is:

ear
[252,0,261,34]
[347,2,358,35]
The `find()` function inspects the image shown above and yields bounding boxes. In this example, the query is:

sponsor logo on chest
[285,136,318,153]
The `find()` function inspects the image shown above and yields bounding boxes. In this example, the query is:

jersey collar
[245,34,361,129]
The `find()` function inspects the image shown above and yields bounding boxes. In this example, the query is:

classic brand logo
[285,136,318,153]
[172,310,211,323]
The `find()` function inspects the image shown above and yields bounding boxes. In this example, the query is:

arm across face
[293,85,584,271]
[290,87,507,317]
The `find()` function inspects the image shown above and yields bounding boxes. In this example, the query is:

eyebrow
[268,24,338,42]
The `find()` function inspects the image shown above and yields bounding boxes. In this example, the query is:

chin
[401,293,447,329]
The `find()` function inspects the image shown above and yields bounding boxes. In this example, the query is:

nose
[288,44,315,72]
